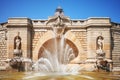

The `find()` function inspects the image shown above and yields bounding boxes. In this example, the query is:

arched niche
[38,38,78,59]
[32,30,84,61]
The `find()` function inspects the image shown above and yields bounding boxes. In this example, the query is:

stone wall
[0,30,7,70]
[32,30,47,50]
[0,17,120,71]
[111,23,120,71]
[71,29,87,61]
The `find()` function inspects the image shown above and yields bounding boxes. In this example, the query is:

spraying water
[32,35,81,73]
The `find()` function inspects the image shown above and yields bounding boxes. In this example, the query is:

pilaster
[6,18,33,59]
[86,18,111,63]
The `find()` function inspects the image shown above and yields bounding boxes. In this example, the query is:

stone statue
[14,32,22,56]
[15,36,21,49]
[14,32,21,50]
[97,36,103,50]
[96,36,105,59]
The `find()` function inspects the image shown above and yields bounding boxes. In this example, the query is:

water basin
[0,71,120,80]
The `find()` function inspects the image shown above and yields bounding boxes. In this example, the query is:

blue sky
[0,0,120,23]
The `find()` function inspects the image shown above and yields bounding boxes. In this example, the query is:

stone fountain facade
[0,7,120,71]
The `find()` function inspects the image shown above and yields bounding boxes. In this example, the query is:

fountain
[1,7,120,80]
[32,7,81,73]
[7,7,112,73]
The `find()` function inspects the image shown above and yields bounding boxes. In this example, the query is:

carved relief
[46,6,70,38]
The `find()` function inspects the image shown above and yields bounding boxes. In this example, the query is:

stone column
[104,28,111,59]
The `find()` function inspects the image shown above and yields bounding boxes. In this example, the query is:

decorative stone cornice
[86,17,111,27]
[6,17,33,27]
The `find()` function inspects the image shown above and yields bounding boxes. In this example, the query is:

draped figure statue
[13,32,22,56]
[97,36,103,50]
[14,32,21,50]
[96,36,105,58]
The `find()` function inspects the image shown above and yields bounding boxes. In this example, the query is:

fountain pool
[0,71,120,80]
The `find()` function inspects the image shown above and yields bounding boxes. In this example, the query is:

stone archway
[38,38,79,59]
[32,30,84,62]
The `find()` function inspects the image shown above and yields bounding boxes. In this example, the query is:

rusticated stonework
[32,31,46,50]
[71,31,87,61]
[72,31,87,51]
[111,23,120,71]
[0,30,7,69]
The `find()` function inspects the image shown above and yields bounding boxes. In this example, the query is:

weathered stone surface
[111,30,120,70]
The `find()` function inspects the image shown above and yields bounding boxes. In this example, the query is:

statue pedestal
[96,49,113,71]
[85,58,97,63]
[96,49,105,60]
